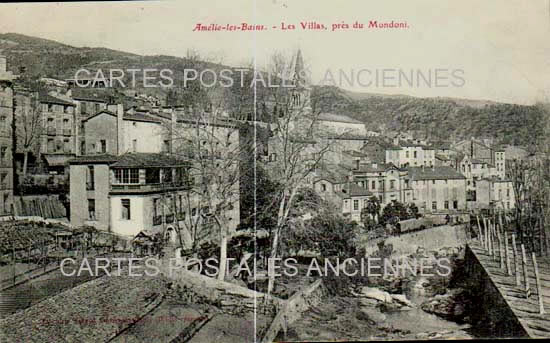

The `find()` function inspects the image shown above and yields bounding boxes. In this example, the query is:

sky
[1,0,550,105]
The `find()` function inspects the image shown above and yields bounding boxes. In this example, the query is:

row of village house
[1,54,517,244]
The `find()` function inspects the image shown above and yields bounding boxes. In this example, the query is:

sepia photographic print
[1,0,550,341]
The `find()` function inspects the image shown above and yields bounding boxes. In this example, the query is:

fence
[473,214,545,315]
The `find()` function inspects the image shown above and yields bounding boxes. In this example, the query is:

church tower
[290,49,311,112]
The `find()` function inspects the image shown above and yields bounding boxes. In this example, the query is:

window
[114,168,140,184]
[132,139,137,152]
[390,180,395,190]
[406,151,409,158]
[81,102,87,114]
[191,207,197,216]
[47,139,55,153]
[0,173,7,188]
[404,179,409,188]
[453,200,458,209]
[432,201,437,210]
[86,166,94,190]
[146,168,160,184]
[0,116,6,131]
[64,138,71,153]
[0,146,7,164]
[432,180,436,185]
[444,201,449,209]
[88,199,96,221]
[413,151,417,158]
[100,140,107,153]
[162,168,173,183]
[121,199,131,220]
[162,140,170,153]
[321,183,326,192]
[353,200,359,211]
[153,198,160,217]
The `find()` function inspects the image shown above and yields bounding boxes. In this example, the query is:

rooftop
[39,93,75,106]
[69,153,188,168]
[317,112,364,124]
[336,182,373,199]
[407,166,466,180]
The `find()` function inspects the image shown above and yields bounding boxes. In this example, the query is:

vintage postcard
[0,0,549,341]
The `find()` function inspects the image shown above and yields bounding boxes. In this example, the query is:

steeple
[290,49,311,112]
[292,49,305,88]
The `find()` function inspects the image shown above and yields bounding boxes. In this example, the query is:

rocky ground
[279,244,476,341]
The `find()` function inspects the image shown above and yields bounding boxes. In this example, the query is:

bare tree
[15,90,43,176]
[259,51,345,295]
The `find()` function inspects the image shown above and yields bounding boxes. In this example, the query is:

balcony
[153,215,162,226]
[46,127,56,136]
[165,213,174,224]
[63,129,72,136]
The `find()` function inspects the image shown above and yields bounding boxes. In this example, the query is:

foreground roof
[69,153,188,167]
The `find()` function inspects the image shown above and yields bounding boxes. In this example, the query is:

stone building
[0,56,17,215]
[406,166,467,214]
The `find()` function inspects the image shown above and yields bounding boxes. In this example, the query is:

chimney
[117,104,124,155]
[0,56,6,73]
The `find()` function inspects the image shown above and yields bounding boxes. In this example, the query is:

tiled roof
[336,182,372,199]
[323,133,370,140]
[68,154,118,164]
[81,110,162,123]
[39,93,75,106]
[317,112,363,124]
[407,166,466,180]
[353,162,401,173]
[343,150,368,158]
[70,88,110,102]
[124,112,162,123]
[112,153,188,168]
[362,137,401,150]
[69,153,189,168]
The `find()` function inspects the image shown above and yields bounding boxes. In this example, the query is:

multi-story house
[69,153,189,238]
[312,167,372,223]
[0,56,16,215]
[67,88,109,155]
[475,177,515,211]
[39,93,76,173]
[349,162,412,206]
[385,140,436,168]
[81,104,170,155]
[407,166,467,213]
[360,137,400,164]
[454,138,505,179]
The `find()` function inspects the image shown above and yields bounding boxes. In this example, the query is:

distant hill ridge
[1,32,547,148]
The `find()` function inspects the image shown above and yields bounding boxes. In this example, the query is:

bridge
[467,215,550,338]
